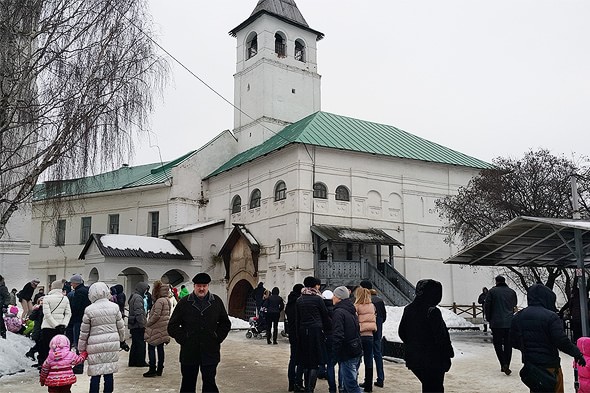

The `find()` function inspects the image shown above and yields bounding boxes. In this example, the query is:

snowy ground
[0,332,35,377]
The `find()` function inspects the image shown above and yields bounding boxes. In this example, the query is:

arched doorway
[88,268,99,285]
[119,267,148,296]
[161,269,189,286]
[228,279,254,319]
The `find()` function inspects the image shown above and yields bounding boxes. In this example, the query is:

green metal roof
[34,150,196,201]
[206,111,491,178]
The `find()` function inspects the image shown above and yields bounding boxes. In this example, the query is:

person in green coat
[178,285,189,299]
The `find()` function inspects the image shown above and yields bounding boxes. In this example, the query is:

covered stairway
[311,225,414,305]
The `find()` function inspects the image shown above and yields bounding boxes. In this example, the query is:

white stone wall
[203,144,497,304]
[0,204,31,290]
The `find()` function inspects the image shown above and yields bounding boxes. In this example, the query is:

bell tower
[229,0,324,152]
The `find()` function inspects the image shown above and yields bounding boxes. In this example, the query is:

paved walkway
[1,330,576,392]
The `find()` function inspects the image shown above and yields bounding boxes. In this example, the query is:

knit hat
[31,279,40,285]
[49,334,70,350]
[70,274,83,284]
[50,280,62,291]
[360,280,373,290]
[322,290,334,300]
[333,286,349,300]
[192,273,211,284]
[303,276,320,288]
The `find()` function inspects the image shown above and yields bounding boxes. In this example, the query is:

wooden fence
[442,302,483,319]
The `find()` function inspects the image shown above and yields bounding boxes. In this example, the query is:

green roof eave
[205,111,492,179]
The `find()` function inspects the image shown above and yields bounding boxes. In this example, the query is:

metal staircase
[365,262,415,306]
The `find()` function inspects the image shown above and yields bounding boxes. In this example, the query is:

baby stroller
[246,314,267,339]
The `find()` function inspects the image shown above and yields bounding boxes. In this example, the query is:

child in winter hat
[40,334,87,392]
[4,305,23,333]
[577,337,590,393]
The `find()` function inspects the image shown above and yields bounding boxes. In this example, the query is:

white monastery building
[28,0,497,318]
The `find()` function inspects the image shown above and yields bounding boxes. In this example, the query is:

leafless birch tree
[0,0,168,236]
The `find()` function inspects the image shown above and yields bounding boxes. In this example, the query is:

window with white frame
[108,214,119,234]
[80,217,91,244]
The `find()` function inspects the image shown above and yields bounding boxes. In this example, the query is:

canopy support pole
[572,174,589,337]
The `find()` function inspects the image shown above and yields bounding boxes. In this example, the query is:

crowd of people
[2,271,590,393]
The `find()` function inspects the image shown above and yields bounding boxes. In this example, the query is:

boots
[362,368,373,392]
[305,369,318,392]
[143,367,157,378]
[156,366,163,376]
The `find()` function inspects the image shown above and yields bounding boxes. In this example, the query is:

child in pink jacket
[577,337,590,393]
[40,334,87,393]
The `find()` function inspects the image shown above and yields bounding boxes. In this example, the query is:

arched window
[275,32,286,57]
[274,181,287,201]
[247,32,257,60]
[231,195,242,214]
[335,185,350,201]
[250,189,261,209]
[313,182,327,199]
[294,39,306,62]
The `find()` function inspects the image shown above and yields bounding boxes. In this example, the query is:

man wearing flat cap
[168,272,231,393]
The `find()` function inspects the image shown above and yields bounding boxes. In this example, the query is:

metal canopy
[444,216,590,268]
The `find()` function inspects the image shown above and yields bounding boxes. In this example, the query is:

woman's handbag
[519,362,557,392]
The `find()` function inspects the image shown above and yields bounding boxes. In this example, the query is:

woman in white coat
[78,282,125,393]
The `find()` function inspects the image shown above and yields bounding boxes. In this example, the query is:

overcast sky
[137,0,589,166]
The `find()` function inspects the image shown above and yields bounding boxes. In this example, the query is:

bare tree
[0,0,168,237]
[435,149,590,295]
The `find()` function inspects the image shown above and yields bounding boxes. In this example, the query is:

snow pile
[0,332,34,377]
[382,306,474,342]
[230,316,250,329]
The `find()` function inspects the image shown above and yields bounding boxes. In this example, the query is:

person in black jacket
[252,282,266,317]
[360,280,387,388]
[0,275,10,339]
[68,274,91,349]
[295,276,331,393]
[168,272,231,393]
[511,283,586,393]
[485,275,518,375]
[286,283,304,392]
[331,286,362,393]
[318,290,336,393]
[18,279,40,319]
[477,287,488,333]
[399,279,454,393]
[33,286,45,305]
[113,284,126,317]
[25,297,44,362]
[265,287,284,345]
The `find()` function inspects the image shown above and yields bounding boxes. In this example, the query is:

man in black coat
[168,273,231,393]
[485,275,518,375]
[285,283,304,392]
[332,286,362,393]
[295,276,331,393]
[68,274,91,349]
[252,282,266,316]
[360,280,387,388]
[511,283,586,392]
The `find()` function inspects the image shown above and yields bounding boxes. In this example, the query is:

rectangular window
[149,211,159,238]
[48,275,56,286]
[80,217,92,244]
[40,220,50,248]
[108,214,119,234]
[346,243,353,261]
[56,219,66,246]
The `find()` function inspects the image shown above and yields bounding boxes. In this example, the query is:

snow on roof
[340,229,385,242]
[101,234,183,255]
[166,219,225,235]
